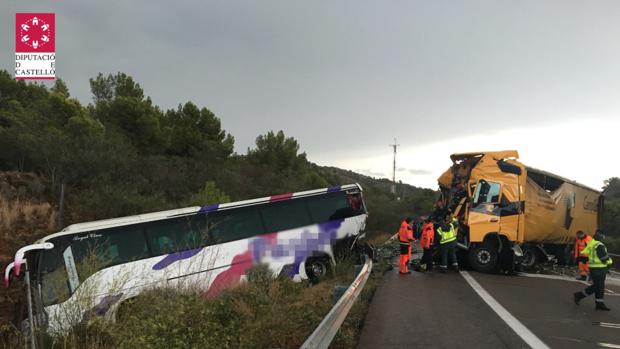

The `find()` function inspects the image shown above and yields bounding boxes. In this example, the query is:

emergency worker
[437,216,459,273]
[398,217,414,274]
[573,230,592,281]
[419,219,435,271]
[573,231,614,311]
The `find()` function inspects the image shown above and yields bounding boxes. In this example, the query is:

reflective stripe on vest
[583,240,613,268]
[438,224,457,244]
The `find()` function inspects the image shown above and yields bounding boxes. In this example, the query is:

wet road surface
[358,267,620,349]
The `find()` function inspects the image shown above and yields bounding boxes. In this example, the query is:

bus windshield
[39,246,71,306]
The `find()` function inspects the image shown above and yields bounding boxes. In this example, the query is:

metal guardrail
[300,255,373,349]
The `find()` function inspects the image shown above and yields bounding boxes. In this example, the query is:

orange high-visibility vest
[419,223,434,249]
[399,221,413,243]
[574,235,592,258]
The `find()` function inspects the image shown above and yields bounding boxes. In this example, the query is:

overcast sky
[2,1,619,189]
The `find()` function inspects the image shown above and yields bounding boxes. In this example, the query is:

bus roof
[36,183,363,243]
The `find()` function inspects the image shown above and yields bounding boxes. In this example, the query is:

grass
[0,195,58,346]
[0,196,57,239]
[366,231,395,247]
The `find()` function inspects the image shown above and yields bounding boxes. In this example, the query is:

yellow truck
[437,150,602,272]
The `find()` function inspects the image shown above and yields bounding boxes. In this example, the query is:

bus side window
[347,193,365,214]
[71,226,149,280]
[207,207,264,244]
[306,191,365,223]
[261,199,312,232]
[146,217,202,256]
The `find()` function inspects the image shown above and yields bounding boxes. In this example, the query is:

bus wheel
[468,243,498,273]
[305,257,332,283]
[520,246,541,270]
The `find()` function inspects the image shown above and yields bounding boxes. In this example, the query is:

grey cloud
[1,1,619,158]
[357,169,387,178]
[396,167,431,175]
[409,169,432,175]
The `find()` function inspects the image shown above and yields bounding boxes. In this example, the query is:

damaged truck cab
[438,150,602,273]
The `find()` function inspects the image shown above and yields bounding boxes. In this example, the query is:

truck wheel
[468,243,498,273]
[521,246,541,270]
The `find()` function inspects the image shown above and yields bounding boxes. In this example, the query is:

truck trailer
[437,150,603,273]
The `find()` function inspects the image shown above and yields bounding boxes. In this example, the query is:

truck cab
[437,150,526,272]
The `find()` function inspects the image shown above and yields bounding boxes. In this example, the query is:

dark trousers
[422,247,434,270]
[440,241,458,269]
[584,268,607,301]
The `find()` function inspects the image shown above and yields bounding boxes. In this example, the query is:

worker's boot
[595,301,611,311]
[573,291,586,305]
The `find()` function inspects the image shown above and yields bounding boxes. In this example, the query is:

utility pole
[389,138,399,194]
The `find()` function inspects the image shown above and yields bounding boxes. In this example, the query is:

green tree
[603,177,620,200]
[164,102,234,162]
[89,72,144,104]
[51,78,70,98]
[602,177,620,238]
[89,72,165,153]
[247,130,306,173]
[189,181,231,206]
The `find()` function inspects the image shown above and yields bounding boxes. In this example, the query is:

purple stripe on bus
[198,204,219,213]
[83,293,123,321]
[152,248,204,270]
[327,186,341,193]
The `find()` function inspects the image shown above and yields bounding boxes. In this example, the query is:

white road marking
[521,273,620,293]
[595,322,620,329]
[598,343,620,348]
[460,271,550,349]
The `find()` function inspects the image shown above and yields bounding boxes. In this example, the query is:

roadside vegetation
[602,178,620,253]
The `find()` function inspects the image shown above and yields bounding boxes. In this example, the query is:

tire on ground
[520,245,542,270]
[305,257,333,283]
[468,242,498,273]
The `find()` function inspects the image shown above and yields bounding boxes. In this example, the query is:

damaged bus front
[437,150,602,273]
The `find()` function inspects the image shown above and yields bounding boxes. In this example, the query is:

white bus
[5,184,368,332]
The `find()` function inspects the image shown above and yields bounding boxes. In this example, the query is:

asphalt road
[358,267,620,349]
